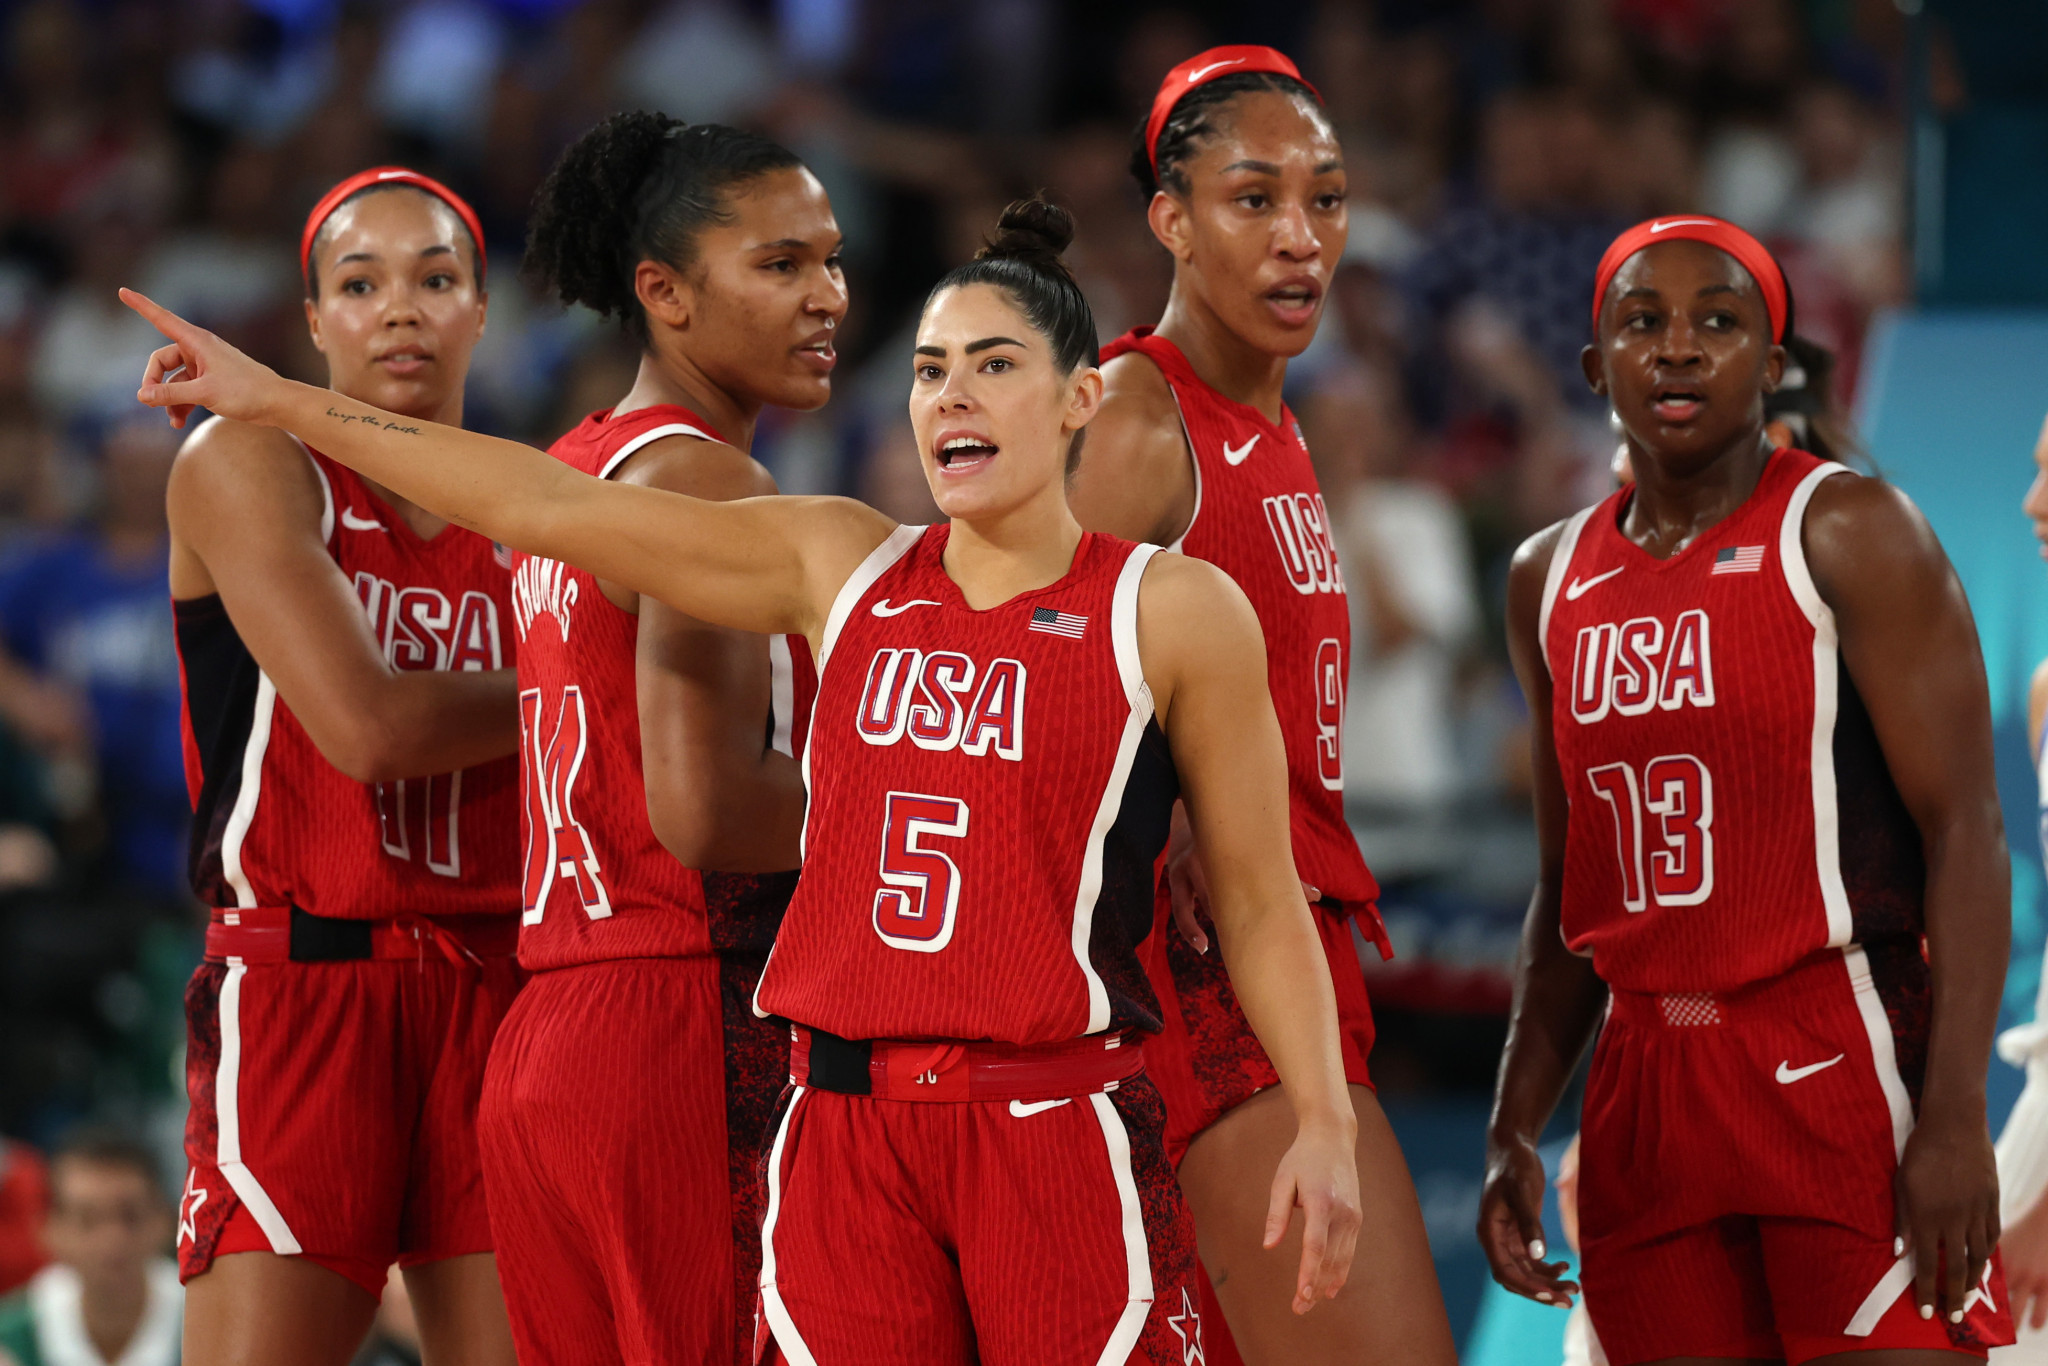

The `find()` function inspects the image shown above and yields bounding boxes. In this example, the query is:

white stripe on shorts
[1089,1090,1153,1366]
[758,1086,819,1366]
[214,960,301,1254]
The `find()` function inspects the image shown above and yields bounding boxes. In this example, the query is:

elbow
[318,717,420,784]
[648,793,722,870]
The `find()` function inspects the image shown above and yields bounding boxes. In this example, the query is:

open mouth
[936,434,999,472]
[1265,279,1322,323]
[1651,388,1704,423]
[797,337,837,372]
[377,348,432,374]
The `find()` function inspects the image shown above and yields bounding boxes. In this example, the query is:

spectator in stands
[0,421,185,897]
[0,1129,179,1366]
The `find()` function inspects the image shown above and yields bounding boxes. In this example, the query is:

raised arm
[170,418,515,782]
[1138,552,1360,1315]
[1806,473,2009,1324]
[1476,521,1608,1308]
[611,434,805,872]
[126,290,892,642]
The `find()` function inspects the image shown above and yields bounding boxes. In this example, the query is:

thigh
[402,1253,516,1366]
[482,962,734,1366]
[1175,1083,1455,1366]
[958,1077,1202,1366]
[402,955,522,1266]
[758,1088,975,1366]
[182,1249,379,1366]
[180,960,411,1285]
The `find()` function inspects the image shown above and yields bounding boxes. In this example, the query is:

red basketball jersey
[1542,449,1925,993]
[754,526,1177,1043]
[510,406,816,971]
[175,440,520,918]
[1100,329,1377,908]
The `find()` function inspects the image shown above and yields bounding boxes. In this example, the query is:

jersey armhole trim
[1536,506,1596,675]
[1779,462,1852,630]
[818,523,924,669]
[1110,542,1163,709]
[597,423,717,481]
[286,436,336,544]
[1163,386,1201,553]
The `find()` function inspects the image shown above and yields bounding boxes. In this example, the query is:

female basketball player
[168,170,519,1366]
[122,197,1361,1364]
[1478,215,2015,1360]
[1066,45,1454,1365]
[480,113,835,1365]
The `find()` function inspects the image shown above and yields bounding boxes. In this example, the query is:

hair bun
[978,195,1076,265]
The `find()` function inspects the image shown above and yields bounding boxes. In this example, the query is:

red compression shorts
[1579,945,2014,1363]
[757,1032,1202,1366]
[178,911,520,1299]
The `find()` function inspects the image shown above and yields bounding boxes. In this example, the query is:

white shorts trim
[214,961,301,1255]
[757,1086,819,1366]
[1088,1091,1153,1365]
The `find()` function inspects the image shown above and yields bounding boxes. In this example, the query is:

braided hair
[1130,71,1326,199]
[525,112,805,343]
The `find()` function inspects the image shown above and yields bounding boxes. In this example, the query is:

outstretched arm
[1477,522,1607,1308]
[125,290,892,641]
[1140,553,1361,1316]
[1807,473,2009,1324]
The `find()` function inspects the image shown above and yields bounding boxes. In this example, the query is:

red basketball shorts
[178,942,519,1298]
[1579,944,2015,1364]
[1144,891,1378,1168]
[758,1064,1202,1365]
[481,954,774,1366]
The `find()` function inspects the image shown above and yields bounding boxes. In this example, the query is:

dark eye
[766,258,796,274]
[1316,191,1345,211]
[916,363,942,381]
[825,252,845,272]
[1624,311,1658,331]
[342,277,372,296]
[1704,311,1737,330]
[1239,193,1269,210]
[984,357,1011,373]
[424,272,455,290]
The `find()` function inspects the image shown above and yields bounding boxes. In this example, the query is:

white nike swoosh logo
[339,508,387,532]
[1650,218,1720,234]
[871,599,941,617]
[1775,1054,1845,1084]
[1564,566,1624,600]
[1008,1098,1072,1118]
[1187,59,1245,82]
[1223,435,1260,466]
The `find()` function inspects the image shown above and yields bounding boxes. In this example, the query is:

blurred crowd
[0,0,1909,1140]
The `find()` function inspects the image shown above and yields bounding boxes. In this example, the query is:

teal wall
[1859,309,2048,1130]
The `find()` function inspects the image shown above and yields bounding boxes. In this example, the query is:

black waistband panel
[803,1027,872,1096]
[289,906,373,962]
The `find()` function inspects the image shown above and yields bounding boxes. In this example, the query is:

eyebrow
[965,336,1024,354]
[1221,159,1283,175]
[332,244,456,268]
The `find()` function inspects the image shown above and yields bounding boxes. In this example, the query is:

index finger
[117,288,196,342]
[1294,1195,1333,1312]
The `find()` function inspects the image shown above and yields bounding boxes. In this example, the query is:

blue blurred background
[0,0,2038,1355]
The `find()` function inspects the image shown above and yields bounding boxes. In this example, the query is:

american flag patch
[1028,607,1087,639]
[493,542,513,569]
[1711,545,1765,575]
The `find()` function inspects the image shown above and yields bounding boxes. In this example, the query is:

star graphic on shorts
[1166,1285,1204,1364]
[1963,1259,1998,1316]
[177,1170,207,1247]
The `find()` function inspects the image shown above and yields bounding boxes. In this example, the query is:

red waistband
[205,906,518,967]
[1605,950,1874,1028]
[788,1026,1145,1103]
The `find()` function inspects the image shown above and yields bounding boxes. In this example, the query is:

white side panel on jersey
[1781,462,1854,946]
[214,961,302,1254]
[1068,545,1164,1034]
[1536,506,1596,676]
[1088,1091,1154,1366]
[817,523,924,669]
[757,1086,821,1366]
[220,674,279,910]
[769,635,797,758]
[596,423,717,480]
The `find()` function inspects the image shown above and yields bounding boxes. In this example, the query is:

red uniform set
[173,441,522,1298]
[753,525,1200,1365]
[482,405,814,1366]
[1542,448,2014,1361]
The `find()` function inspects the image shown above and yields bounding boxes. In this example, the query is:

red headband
[1145,45,1320,178]
[300,167,486,288]
[1591,215,1789,343]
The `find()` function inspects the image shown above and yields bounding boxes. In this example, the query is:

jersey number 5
[519,686,613,924]
[1585,754,1714,911]
[873,792,969,952]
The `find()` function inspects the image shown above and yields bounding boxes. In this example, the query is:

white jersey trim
[1068,544,1163,1034]
[757,1085,820,1366]
[1780,461,1854,945]
[1088,1090,1154,1365]
[769,635,797,758]
[596,422,717,480]
[818,524,923,670]
[219,675,279,910]
[287,435,336,544]
[1537,506,1597,676]
[215,961,301,1254]
[1161,385,1203,554]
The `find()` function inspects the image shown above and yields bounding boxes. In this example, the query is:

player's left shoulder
[1800,467,1952,599]
[1135,550,1264,657]
[612,430,777,503]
